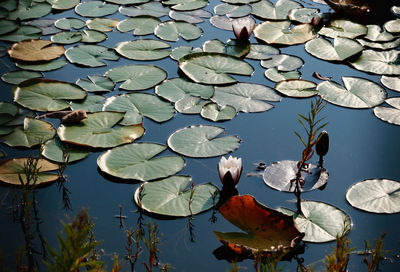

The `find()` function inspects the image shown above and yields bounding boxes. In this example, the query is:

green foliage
[362,233,389,272]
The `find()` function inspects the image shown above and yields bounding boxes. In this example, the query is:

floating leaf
[1,70,42,85]
[134,175,219,216]
[117,16,160,35]
[373,98,400,126]
[105,64,167,91]
[58,112,144,148]
[275,79,317,98]
[155,78,214,102]
[215,195,304,254]
[356,38,400,51]
[254,21,316,45]
[154,20,202,41]
[25,19,59,35]
[76,75,115,93]
[245,44,280,60]
[317,77,387,108]
[119,2,170,17]
[80,30,107,43]
[179,52,254,85]
[214,3,252,18]
[42,138,90,163]
[16,59,67,72]
[263,160,328,192]
[47,0,80,10]
[0,158,59,186]
[278,201,351,243]
[115,39,170,61]
[75,1,118,17]
[169,9,211,23]
[251,0,302,20]
[260,54,303,71]
[223,0,259,3]
[203,39,250,58]
[98,143,184,181]
[288,8,320,24]
[175,95,208,114]
[364,25,396,42]
[7,1,51,20]
[169,45,202,61]
[86,18,119,32]
[70,95,105,113]
[0,26,41,42]
[0,102,18,125]
[305,37,362,61]
[212,83,281,112]
[162,0,208,11]
[0,20,18,35]
[103,93,175,124]
[264,68,301,82]
[349,49,400,75]
[201,103,236,122]
[105,0,150,4]
[167,125,240,158]
[384,19,400,34]
[51,31,82,44]
[318,19,367,39]
[209,15,233,31]
[381,76,400,92]
[2,117,55,148]
[55,18,85,30]
[346,179,400,214]
[65,45,119,67]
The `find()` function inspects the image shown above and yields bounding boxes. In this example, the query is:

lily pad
[254,20,316,45]
[76,75,115,93]
[7,1,51,21]
[169,9,211,23]
[278,201,351,243]
[25,19,59,35]
[1,70,42,85]
[251,0,303,20]
[15,59,67,72]
[263,160,328,192]
[55,18,85,30]
[175,95,208,114]
[169,46,202,61]
[356,38,400,51]
[381,76,400,92]
[215,195,304,254]
[86,18,119,32]
[51,31,82,44]
[0,20,18,35]
[98,143,184,181]
[105,64,167,91]
[0,26,41,42]
[317,77,387,108]
[201,103,237,122]
[212,83,281,112]
[214,3,252,18]
[0,102,19,125]
[373,97,400,126]
[134,175,219,217]
[245,44,280,60]
[167,125,240,158]
[13,79,87,112]
[364,25,396,42]
[103,93,175,124]
[349,49,400,75]
[117,16,160,35]
[384,19,400,34]
[203,39,250,58]
[57,112,144,148]
[209,15,234,31]
[346,179,400,213]
[80,30,107,43]
[75,1,118,17]
[69,95,105,113]
[275,80,317,98]
[305,37,362,61]
[105,0,150,3]
[47,0,80,10]
[260,54,303,71]
[154,20,202,41]
[0,158,59,186]
[264,68,301,82]
[318,19,367,39]
[178,52,254,85]
[288,8,320,24]
[41,138,90,163]
[2,117,55,148]
[7,39,65,62]
[119,2,170,17]
[65,45,119,68]
[155,78,214,102]
[162,0,208,11]
[115,39,171,61]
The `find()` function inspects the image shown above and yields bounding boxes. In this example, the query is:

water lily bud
[232,17,255,42]
[218,155,243,188]
[316,131,329,157]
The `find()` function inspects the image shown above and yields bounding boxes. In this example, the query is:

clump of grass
[362,233,389,272]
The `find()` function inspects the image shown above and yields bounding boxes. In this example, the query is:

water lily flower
[218,155,243,187]
[232,17,255,42]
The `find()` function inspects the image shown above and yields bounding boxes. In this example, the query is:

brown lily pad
[7,39,65,62]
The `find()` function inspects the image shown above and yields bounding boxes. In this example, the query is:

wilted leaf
[7,39,65,62]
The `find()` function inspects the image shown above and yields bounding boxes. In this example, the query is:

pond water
[0,0,400,271]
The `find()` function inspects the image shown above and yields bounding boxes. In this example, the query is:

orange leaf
[7,39,65,62]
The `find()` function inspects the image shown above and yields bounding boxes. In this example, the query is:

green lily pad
[42,138,90,163]
[356,38,400,51]
[203,39,250,58]
[1,70,42,85]
[373,98,400,126]
[98,143,184,181]
[105,0,150,3]
[245,44,280,60]
[0,20,18,35]
[349,49,400,75]
[169,9,211,23]
[209,15,234,31]
[65,45,119,67]
[384,19,400,33]
[25,19,59,35]
[103,93,175,124]
[214,3,252,18]
[70,95,105,113]
[223,0,259,3]
[167,125,240,158]
[175,95,208,114]
[13,79,87,112]
[162,0,208,11]
[0,26,41,42]
[212,83,281,112]
[2,117,55,148]
[55,17,85,30]
[305,37,362,61]
[318,19,367,39]
[117,16,161,35]
[154,20,202,41]
[346,179,400,213]
[278,201,351,243]
[288,8,320,24]
[364,24,396,42]
[200,102,236,122]
[169,45,202,61]
[47,0,80,10]
[0,158,59,186]
[76,75,115,93]
[251,0,302,20]
[58,112,144,148]
[7,1,51,21]
[119,2,170,17]
[80,30,107,43]
[0,102,19,125]
[254,20,316,45]
[178,52,254,85]
[317,77,387,108]
[115,39,171,61]
[51,31,82,44]
[86,18,118,32]
[381,76,400,92]
[134,175,219,217]
[75,1,118,17]
[15,59,67,72]
[105,64,167,91]
[260,54,303,71]
[275,79,317,98]
[264,68,301,82]
[155,78,214,102]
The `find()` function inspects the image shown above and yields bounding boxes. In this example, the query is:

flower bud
[316,131,329,157]
[218,155,243,188]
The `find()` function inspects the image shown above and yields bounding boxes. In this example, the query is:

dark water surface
[1,0,400,271]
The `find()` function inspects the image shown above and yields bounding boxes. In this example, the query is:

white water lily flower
[218,155,243,187]
[232,17,255,42]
